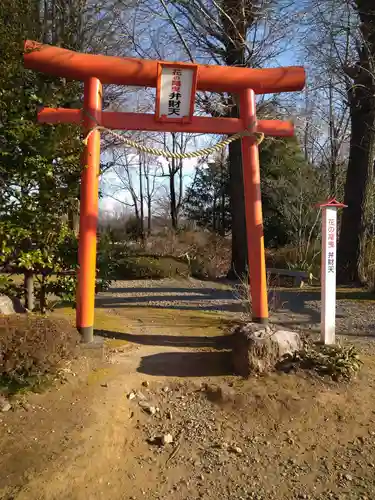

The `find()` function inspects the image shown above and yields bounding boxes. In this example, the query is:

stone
[231,323,302,377]
[148,434,173,447]
[142,381,150,388]
[20,401,32,411]
[1,402,11,412]
[138,401,156,415]
[0,295,25,315]
[344,473,353,481]
[229,445,243,455]
[205,384,236,404]
[212,441,228,450]
[0,396,11,412]
[162,433,174,445]
[128,392,136,400]
[136,391,147,401]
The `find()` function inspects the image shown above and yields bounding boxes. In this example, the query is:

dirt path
[2,335,375,500]
[1,280,375,500]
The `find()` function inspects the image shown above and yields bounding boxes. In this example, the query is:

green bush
[283,342,362,381]
[116,255,190,280]
[0,314,79,384]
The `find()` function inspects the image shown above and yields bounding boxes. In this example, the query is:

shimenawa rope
[82,123,264,160]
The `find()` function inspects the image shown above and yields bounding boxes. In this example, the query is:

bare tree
[302,0,375,283]
[303,0,374,283]
[138,0,302,276]
[302,0,354,192]
[338,0,375,283]
[158,133,184,229]
[154,132,206,230]
[102,151,143,223]
[101,147,162,237]
[142,152,160,234]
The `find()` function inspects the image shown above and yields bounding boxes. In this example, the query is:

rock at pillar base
[0,295,26,315]
[231,323,301,377]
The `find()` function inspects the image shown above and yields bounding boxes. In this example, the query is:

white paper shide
[157,66,195,120]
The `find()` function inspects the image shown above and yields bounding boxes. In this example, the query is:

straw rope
[83,123,264,160]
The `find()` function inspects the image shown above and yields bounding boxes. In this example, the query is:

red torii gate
[24,41,305,342]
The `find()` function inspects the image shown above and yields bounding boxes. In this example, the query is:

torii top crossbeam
[24,40,306,343]
[24,41,305,94]
[24,41,304,137]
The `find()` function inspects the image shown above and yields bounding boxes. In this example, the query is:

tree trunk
[219,0,252,279]
[24,270,34,311]
[144,160,152,236]
[139,159,144,241]
[328,80,338,198]
[147,197,152,235]
[39,276,47,314]
[338,82,375,284]
[338,0,375,284]
[169,158,178,230]
[227,134,248,279]
[213,193,217,233]
[68,198,80,236]
[177,157,183,221]
[220,161,226,237]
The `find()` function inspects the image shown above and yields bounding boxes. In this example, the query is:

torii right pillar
[240,88,268,323]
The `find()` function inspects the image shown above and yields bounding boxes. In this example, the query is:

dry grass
[0,314,79,394]
[139,229,231,279]
[54,305,232,339]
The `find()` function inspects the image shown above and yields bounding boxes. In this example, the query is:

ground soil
[1,279,375,500]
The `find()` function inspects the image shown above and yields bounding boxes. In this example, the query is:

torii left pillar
[76,78,102,342]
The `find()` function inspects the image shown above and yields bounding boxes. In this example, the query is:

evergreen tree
[184,138,320,250]
[259,137,321,248]
[184,159,230,236]
[0,0,84,311]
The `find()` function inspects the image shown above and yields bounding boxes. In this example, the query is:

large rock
[0,295,26,315]
[231,323,301,377]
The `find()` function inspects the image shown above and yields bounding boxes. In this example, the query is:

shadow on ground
[137,351,232,377]
[96,301,246,313]
[95,287,322,321]
[95,329,233,349]
[101,287,229,294]
[95,287,242,313]
[271,290,321,323]
[94,285,375,333]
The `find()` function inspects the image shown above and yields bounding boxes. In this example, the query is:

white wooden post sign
[155,62,198,123]
[318,199,346,345]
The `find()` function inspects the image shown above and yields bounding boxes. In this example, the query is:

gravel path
[96,278,243,313]
[95,278,375,338]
